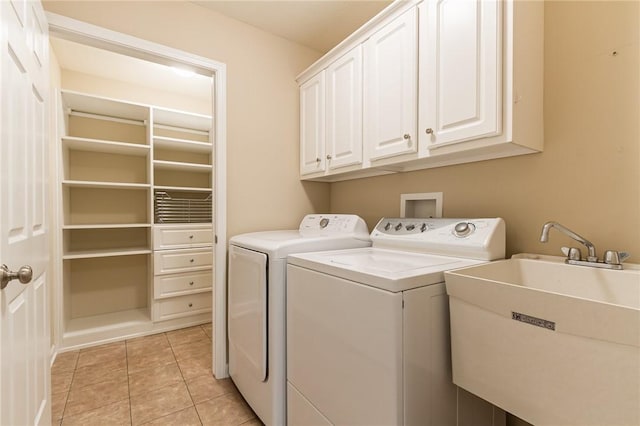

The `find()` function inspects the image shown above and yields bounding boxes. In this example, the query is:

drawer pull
[189,235,194,239]
[189,281,194,286]
[188,303,193,308]
[190,259,194,263]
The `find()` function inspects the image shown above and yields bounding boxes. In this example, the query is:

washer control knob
[395,223,403,231]
[319,218,330,228]
[384,222,391,231]
[406,224,415,231]
[420,223,428,232]
[454,222,475,237]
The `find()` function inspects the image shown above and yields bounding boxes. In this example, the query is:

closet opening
[47,12,228,378]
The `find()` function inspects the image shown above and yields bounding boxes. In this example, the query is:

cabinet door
[420,0,502,149]
[364,7,418,161]
[299,72,325,175]
[326,46,363,170]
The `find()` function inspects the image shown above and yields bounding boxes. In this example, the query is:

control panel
[299,214,370,238]
[371,217,506,260]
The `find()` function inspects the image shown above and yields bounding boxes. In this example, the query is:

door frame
[46,12,229,378]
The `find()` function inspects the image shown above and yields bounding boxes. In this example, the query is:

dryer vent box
[400,192,443,218]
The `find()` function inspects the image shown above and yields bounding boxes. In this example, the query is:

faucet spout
[540,221,598,262]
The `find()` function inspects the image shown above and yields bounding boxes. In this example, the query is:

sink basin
[445,254,640,426]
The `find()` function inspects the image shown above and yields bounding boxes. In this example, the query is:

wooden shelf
[63,247,152,260]
[153,160,212,173]
[62,90,149,122]
[154,185,212,193]
[64,308,150,337]
[153,107,211,131]
[62,180,151,190]
[63,224,151,230]
[153,136,211,153]
[63,136,149,156]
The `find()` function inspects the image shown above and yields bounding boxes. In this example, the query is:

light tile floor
[51,323,262,426]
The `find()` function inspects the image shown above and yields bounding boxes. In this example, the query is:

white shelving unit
[57,90,214,349]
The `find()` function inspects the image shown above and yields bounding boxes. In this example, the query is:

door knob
[1,264,33,290]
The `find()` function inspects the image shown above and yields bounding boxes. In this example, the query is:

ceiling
[193,0,392,53]
[50,1,391,98]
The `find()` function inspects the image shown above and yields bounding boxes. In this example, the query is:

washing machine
[286,217,507,426]
[228,214,371,426]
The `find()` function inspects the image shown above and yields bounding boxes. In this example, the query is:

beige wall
[43,0,329,238]
[61,69,212,115]
[331,1,640,262]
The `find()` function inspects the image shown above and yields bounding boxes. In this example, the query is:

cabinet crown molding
[296,0,421,83]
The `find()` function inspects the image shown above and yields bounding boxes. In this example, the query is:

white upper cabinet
[364,7,418,161]
[419,0,502,149]
[300,71,326,175]
[326,45,363,170]
[297,0,543,181]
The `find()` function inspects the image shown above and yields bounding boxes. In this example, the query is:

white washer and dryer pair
[287,217,508,426]
[227,214,371,426]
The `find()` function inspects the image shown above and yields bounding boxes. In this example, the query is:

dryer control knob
[454,222,474,237]
[395,223,403,231]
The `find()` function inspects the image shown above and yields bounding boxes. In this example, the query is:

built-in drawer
[153,291,212,322]
[154,247,212,275]
[153,225,213,250]
[154,271,212,299]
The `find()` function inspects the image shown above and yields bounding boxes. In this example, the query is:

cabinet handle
[326,154,332,160]
[189,235,194,239]
[316,157,321,163]
[403,134,410,140]
[425,128,434,135]
[188,303,193,308]
[190,259,194,263]
[189,281,194,286]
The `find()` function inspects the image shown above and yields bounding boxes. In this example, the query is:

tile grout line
[168,329,205,426]
[59,352,79,424]
[125,338,133,426]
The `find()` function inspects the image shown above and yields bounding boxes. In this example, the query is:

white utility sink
[445,254,640,426]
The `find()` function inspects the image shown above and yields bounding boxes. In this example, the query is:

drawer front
[154,226,213,250]
[154,271,213,299]
[154,248,212,275]
[154,292,212,322]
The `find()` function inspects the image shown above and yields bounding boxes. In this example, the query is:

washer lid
[229,230,371,259]
[288,247,484,292]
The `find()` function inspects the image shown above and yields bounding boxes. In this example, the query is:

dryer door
[228,245,268,381]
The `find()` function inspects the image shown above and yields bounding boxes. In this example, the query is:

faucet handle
[561,246,582,261]
[604,250,630,265]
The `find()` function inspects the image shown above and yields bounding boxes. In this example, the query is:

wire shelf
[154,191,212,223]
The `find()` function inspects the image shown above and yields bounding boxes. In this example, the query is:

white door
[326,45,362,171]
[299,71,326,175]
[0,0,50,425]
[364,7,418,162]
[419,0,502,149]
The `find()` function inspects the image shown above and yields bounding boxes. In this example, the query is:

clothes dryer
[228,214,371,426]
[287,217,506,426]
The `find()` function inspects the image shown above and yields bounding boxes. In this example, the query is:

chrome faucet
[539,221,629,270]
[540,221,597,261]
